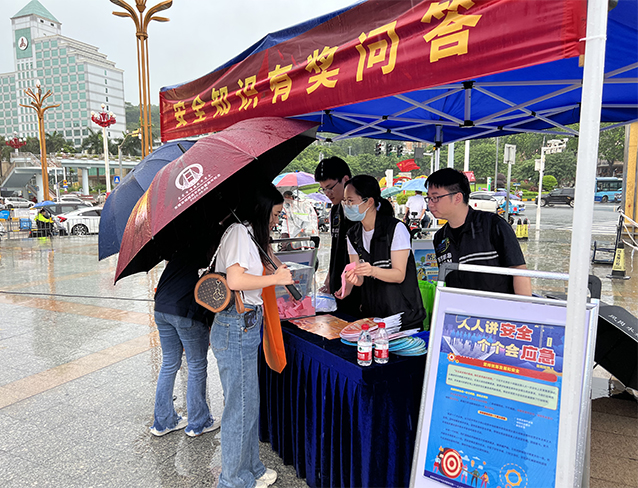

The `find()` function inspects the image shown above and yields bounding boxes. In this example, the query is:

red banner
[160,0,585,141]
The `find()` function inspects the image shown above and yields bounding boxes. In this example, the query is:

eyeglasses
[318,179,341,195]
[425,192,458,203]
[343,197,368,206]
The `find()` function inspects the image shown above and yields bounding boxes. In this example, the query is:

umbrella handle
[228,208,303,301]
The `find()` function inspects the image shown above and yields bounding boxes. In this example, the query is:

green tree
[598,125,625,176]
[0,137,12,162]
[113,131,141,157]
[81,129,103,155]
[544,151,577,186]
[125,102,161,140]
[542,174,558,191]
[24,136,41,154]
[45,131,76,153]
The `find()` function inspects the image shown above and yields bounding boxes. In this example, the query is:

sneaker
[149,417,188,437]
[255,481,268,488]
[257,468,277,486]
[185,418,221,437]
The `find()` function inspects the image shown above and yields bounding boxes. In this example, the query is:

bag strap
[199,225,235,277]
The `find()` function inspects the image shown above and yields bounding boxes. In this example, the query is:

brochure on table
[410,287,598,488]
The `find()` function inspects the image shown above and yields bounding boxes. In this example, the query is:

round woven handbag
[194,272,235,313]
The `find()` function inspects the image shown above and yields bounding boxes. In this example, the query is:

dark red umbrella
[396,159,419,172]
[115,117,318,283]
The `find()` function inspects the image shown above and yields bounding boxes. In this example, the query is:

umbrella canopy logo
[175,164,204,190]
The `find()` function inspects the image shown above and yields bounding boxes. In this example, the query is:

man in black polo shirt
[427,168,532,295]
[314,157,361,317]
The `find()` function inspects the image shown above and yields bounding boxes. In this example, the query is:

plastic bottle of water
[374,322,389,364]
[357,323,373,367]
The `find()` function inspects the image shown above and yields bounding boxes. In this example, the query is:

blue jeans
[152,311,214,434]
[211,306,266,488]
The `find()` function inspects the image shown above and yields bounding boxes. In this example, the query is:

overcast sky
[1,0,357,105]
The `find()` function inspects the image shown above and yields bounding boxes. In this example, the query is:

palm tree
[114,130,141,156]
[81,129,103,155]
[45,131,69,153]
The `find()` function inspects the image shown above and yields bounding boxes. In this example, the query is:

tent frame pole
[556,0,608,485]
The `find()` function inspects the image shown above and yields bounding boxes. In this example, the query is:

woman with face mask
[335,175,426,330]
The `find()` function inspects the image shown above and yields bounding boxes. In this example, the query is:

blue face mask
[343,200,368,222]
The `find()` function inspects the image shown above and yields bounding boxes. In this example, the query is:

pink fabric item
[341,262,357,294]
[277,296,315,318]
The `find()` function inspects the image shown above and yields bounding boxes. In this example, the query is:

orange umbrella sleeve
[262,284,287,373]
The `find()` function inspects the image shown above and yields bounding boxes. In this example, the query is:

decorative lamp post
[5,132,27,153]
[110,0,173,158]
[91,104,117,193]
[535,138,569,232]
[117,128,141,184]
[20,81,60,201]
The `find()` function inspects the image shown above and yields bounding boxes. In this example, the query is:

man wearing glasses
[427,168,532,295]
[314,157,362,317]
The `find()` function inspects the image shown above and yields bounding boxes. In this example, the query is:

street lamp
[110,0,173,158]
[20,81,60,201]
[117,129,141,183]
[5,132,27,153]
[535,138,569,231]
[91,104,117,193]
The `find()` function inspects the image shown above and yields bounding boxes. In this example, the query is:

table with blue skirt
[258,320,428,488]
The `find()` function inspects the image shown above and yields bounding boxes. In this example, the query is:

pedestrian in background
[210,184,293,488]
[151,243,219,437]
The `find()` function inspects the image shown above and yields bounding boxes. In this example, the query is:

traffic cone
[515,219,522,239]
[607,239,630,280]
[522,218,529,240]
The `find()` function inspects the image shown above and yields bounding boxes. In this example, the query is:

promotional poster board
[411,287,598,488]
[412,238,438,283]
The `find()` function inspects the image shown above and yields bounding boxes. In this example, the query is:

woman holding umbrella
[210,184,293,488]
[335,175,426,330]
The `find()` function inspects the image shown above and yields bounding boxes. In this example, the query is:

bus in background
[595,177,622,203]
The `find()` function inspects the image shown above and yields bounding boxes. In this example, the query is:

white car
[4,196,34,209]
[468,192,499,212]
[56,196,86,204]
[59,206,103,235]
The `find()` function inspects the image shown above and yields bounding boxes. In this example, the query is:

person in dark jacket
[335,175,426,330]
[427,168,532,295]
[314,157,362,318]
[151,243,219,437]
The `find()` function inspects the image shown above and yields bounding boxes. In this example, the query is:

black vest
[347,215,426,330]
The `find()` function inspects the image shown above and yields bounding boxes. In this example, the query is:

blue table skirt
[258,323,427,488]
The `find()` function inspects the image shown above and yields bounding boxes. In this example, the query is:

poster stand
[410,264,599,488]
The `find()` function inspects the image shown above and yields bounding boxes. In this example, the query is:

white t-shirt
[346,221,411,256]
[214,223,264,306]
[406,195,426,216]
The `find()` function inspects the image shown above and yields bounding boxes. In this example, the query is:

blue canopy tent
[160,0,637,146]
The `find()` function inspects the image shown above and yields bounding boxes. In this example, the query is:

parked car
[4,196,34,209]
[538,188,575,207]
[56,195,86,204]
[469,191,499,212]
[29,202,93,234]
[59,206,103,235]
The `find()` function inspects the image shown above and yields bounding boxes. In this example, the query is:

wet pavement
[0,208,636,486]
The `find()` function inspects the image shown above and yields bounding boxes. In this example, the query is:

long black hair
[235,183,283,266]
[344,175,394,217]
